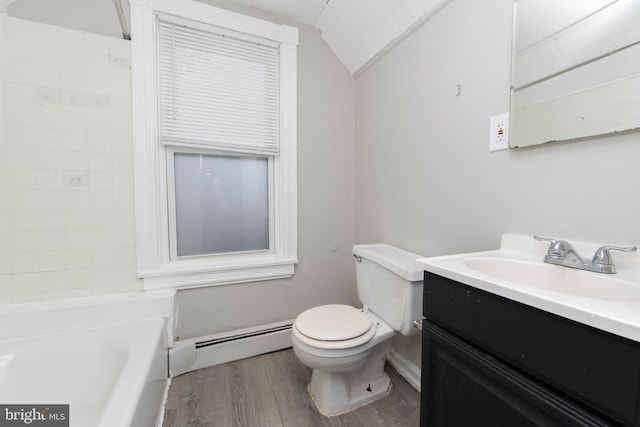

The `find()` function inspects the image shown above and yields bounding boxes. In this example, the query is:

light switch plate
[489,112,509,151]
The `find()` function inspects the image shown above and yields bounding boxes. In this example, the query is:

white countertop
[416,233,640,342]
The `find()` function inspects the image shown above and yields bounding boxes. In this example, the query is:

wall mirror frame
[510,0,640,148]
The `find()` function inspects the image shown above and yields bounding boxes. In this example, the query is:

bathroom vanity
[416,234,640,427]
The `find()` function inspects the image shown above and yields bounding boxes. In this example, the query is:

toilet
[291,243,424,416]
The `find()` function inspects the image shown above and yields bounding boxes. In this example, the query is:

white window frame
[130,0,298,291]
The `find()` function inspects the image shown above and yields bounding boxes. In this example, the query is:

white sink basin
[416,233,640,342]
[464,257,640,302]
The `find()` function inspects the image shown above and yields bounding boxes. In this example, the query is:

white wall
[355,0,640,367]
[0,16,141,303]
[173,2,356,339]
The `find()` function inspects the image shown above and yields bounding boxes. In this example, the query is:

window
[168,150,271,258]
[130,0,298,290]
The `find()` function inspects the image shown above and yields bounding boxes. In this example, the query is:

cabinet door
[421,321,611,427]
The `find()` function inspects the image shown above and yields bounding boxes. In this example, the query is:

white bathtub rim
[0,290,175,345]
[0,316,169,345]
[0,289,174,314]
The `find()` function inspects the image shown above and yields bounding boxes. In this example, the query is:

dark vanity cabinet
[420,271,640,427]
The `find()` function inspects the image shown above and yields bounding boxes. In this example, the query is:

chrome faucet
[533,235,637,274]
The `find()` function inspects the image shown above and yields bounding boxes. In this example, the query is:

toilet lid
[295,304,372,341]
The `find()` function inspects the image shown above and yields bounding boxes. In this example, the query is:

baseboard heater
[169,319,294,377]
[195,322,292,349]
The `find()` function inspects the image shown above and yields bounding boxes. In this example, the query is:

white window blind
[158,18,280,154]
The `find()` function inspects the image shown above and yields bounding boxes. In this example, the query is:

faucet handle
[591,245,638,266]
[533,235,573,258]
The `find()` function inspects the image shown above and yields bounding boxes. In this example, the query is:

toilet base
[307,340,392,416]
[308,372,391,417]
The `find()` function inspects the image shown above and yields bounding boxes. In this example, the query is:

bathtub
[0,318,168,427]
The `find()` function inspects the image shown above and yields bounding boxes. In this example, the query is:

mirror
[510,0,640,148]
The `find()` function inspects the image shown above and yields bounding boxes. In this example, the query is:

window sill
[140,257,298,291]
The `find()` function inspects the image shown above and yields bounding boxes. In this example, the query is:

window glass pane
[173,153,269,257]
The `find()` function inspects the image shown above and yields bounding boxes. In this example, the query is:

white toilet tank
[353,243,424,336]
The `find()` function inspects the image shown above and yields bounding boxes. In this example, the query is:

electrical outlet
[489,112,509,151]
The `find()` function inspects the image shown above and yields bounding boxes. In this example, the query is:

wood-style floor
[162,348,420,427]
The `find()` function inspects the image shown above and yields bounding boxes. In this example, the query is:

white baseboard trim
[387,349,421,391]
[169,320,293,377]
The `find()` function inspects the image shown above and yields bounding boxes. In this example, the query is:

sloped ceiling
[226,0,451,74]
[3,0,451,75]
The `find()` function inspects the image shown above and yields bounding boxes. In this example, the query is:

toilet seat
[293,304,376,350]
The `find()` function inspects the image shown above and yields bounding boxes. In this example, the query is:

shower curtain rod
[114,0,131,40]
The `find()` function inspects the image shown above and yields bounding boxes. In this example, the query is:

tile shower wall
[0,16,142,304]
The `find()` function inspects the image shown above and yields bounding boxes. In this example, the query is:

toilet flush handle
[353,254,362,262]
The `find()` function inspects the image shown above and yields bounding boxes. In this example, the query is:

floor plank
[163,348,420,427]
